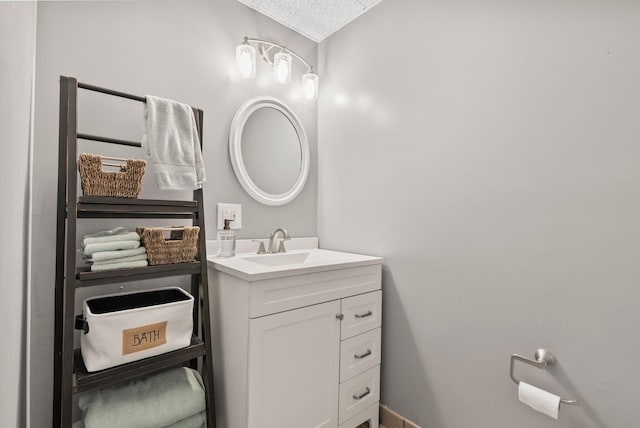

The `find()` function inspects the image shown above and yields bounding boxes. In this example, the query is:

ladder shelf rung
[77,196,199,218]
[76,262,202,287]
[73,336,205,393]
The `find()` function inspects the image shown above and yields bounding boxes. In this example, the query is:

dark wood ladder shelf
[76,262,202,287]
[73,337,205,393]
[53,76,216,427]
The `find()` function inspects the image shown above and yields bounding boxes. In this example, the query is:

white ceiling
[237,0,384,42]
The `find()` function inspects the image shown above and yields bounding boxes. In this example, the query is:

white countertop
[207,238,382,281]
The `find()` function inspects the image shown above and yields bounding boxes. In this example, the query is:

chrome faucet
[267,227,290,253]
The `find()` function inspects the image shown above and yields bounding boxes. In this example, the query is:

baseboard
[379,404,420,428]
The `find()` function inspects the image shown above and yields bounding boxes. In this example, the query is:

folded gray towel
[91,253,148,266]
[83,232,140,248]
[79,367,206,428]
[82,240,140,255]
[82,228,140,248]
[90,260,148,272]
[85,247,147,263]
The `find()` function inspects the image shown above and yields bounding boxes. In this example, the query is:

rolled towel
[85,247,147,263]
[91,253,148,266]
[90,260,148,272]
[82,240,140,255]
[79,367,206,428]
[165,411,206,428]
[82,227,140,248]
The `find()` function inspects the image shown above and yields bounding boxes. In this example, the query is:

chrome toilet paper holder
[510,349,578,405]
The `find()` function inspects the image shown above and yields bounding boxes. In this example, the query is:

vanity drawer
[340,328,381,382]
[338,403,379,428]
[340,291,382,340]
[249,264,381,318]
[338,366,380,424]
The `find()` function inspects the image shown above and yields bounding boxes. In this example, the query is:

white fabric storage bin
[79,287,193,372]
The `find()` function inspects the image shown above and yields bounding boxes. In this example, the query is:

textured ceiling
[238,0,384,42]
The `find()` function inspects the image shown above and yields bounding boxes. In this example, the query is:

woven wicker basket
[137,226,200,265]
[78,153,146,198]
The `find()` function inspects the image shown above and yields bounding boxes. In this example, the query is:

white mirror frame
[229,96,310,206]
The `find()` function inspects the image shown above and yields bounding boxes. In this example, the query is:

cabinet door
[248,300,341,428]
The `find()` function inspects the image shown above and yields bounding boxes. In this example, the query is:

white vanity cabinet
[208,252,382,428]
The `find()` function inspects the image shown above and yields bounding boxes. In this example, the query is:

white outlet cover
[217,203,242,229]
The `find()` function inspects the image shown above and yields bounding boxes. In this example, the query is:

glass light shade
[274,51,292,83]
[302,72,319,101]
[236,43,256,79]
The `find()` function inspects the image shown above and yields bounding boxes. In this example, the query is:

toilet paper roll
[518,381,561,420]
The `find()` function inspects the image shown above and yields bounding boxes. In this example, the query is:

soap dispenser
[217,219,236,257]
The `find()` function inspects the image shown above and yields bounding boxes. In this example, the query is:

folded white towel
[90,260,148,272]
[143,95,206,190]
[92,253,148,266]
[82,240,140,256]
[82,228,140,248]
[85,247,147,263]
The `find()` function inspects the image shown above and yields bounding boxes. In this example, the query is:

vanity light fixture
[273,49,293,84]
[301,72,319,101]
[235,37,319,101]
[236,39,256,79]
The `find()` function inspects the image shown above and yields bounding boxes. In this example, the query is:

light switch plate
[217,203,242,229]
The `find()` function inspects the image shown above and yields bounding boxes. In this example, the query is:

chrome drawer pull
[353,387,371,400]
[354,349,372,360]
[355,310,373,319]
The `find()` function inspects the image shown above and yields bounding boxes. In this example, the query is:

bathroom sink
[208,247,382,281]
[243,252,310,267]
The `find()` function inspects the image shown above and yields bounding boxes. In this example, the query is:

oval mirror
[229,97,310,206]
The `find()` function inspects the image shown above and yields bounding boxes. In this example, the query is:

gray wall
[31,0,317,425]
[318,0,640,426]
[0,2,37,427]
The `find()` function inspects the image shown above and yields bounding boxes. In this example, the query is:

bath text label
[122,321,167,355]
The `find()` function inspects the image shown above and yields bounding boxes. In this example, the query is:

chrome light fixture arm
[244,37,314,71]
